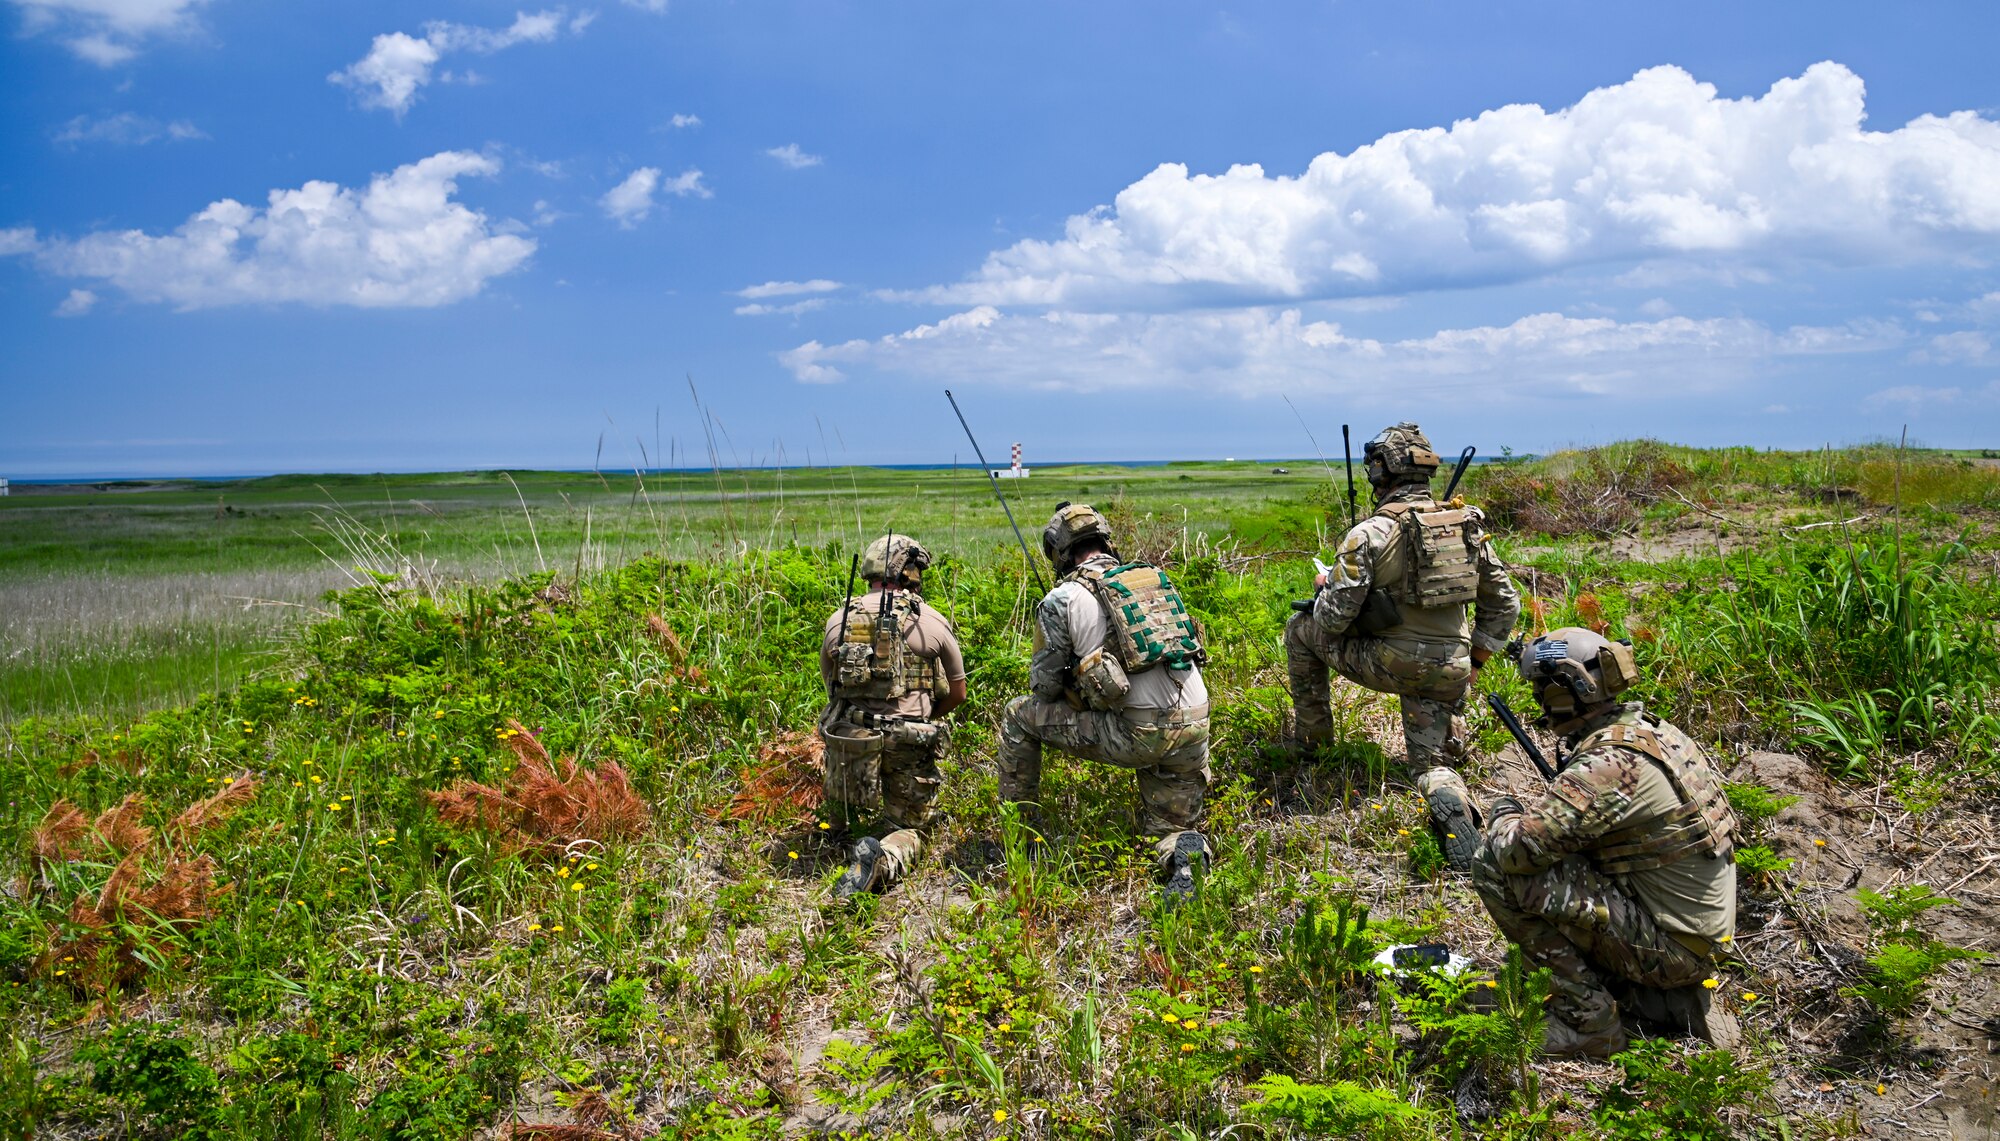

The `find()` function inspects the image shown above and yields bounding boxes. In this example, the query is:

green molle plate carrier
[1086,562,1207,673]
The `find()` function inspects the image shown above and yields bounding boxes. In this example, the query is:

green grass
[1,443,1995,1138]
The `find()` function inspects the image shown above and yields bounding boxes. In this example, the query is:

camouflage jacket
[1483,703,1738,942]
[1311,486,1520,653]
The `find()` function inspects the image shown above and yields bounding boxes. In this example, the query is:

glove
[1487,795,1526,822]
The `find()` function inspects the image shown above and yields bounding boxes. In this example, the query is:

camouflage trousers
[1283,614,1471,770]
[1472,851,1712,1032]
[998,696,1211,867]
[825,738,944,893]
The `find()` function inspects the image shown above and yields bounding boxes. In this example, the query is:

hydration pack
[1378,501,1482,609]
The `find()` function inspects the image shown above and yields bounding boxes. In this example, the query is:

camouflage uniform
[1284,483,1519,769]
[821,582,965,892]
[998,550,1212,867]
[1470,702,1738,1036]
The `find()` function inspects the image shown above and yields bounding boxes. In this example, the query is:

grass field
[3,442,1998,1139]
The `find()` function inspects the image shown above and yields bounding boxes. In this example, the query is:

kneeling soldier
[1284,421,1518,870]
[1455,627,1740,1056]
[819,534,967,898]
[999,503,1213,895]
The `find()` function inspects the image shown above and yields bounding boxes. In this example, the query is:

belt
[1126,703,1209,728]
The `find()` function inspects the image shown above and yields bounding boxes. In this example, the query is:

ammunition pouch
[1074,645,1132,711]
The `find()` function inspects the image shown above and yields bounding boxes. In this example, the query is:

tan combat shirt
[820,589,966,721]
[1484,705,1737,945]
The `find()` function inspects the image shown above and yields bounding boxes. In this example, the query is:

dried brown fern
[428,721,650,852]
[28,799,90,883]
[719,730,826,825]
[45,852,224,994]
[91,793,154,855]
[169,776,260,841]
[644,614,706,685]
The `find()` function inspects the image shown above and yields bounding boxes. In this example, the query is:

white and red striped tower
[1011,442,1022,474]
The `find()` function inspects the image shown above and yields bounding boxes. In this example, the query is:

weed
[1841,885,1988,1020]
[1592,1038,1775,1140]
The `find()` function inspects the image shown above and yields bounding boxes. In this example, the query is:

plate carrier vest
[1066,560,1206,674]
[1584,715,1737,876]
[831,593,943,704]
[1375,500,1482,609]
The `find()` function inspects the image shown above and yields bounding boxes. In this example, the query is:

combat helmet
[1042,502,1116,573]
[1363,422,1442,492]
[1515,626,1641,734]
[861,533,931,588]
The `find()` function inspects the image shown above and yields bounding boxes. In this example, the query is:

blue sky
[3,1,2000,477]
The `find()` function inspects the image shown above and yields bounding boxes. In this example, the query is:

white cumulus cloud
[779,305,1902,397]
[735,299,828,317]
[599,166,709,227]
[53,288,97,317]
[331,10,574,116]
[26,151,534,309]
[766,143,823,170]
[903,62,2000,310]
[669,113,701,129]
[10,0,208,64]
[0,228,41,256]
[53,112,206,147]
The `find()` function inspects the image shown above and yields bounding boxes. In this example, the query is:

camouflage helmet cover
[1515,626,1641,723]
[861,533,931,585]
[1363,422,1443,481]
[1042,501,1114,567]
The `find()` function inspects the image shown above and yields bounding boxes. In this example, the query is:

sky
[3,1,2000,477]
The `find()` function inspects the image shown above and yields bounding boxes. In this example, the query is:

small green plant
[1841,885,1988,1019]
[1723,782,1799,830]
[1733,844,1795,887]
[1592,1038,1775,1140]
[813,1039,900,1119]
[591,975,653,1045]
[75,1023,221,1141]
[1393,944,1551,1119]
[1242,1074,1427,1137]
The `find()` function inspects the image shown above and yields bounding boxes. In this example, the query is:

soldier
[1456,627,1740,1057]
[1283,421,1519,870]
[998,503,1213,896]
[819,534,967,899]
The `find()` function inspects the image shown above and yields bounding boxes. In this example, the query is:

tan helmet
[1363,422,1442,490]
[1041,501,1115,570]
[861,533,931,587]
[1515,626,1640,728]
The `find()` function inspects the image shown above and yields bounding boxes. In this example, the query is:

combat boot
[1540,1013,1628,1059]
[1415,768,1483,873]
[1161,832,1209,899]
[833,837,883,900]
[1627,984,1741,1049]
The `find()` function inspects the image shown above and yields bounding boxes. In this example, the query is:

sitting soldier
[998,503,1213,895]
[818,533,966,899]
[1452,627,1741,1056]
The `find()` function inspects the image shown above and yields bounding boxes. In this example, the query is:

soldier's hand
[1313,572,1328,589]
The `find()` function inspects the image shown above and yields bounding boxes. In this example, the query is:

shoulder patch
[1551,773,1596,812]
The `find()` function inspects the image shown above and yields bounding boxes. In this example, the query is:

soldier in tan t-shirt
[818,534,966,898]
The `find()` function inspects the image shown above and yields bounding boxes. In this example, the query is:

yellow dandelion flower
[1179,1043,1196,1053]
[666,1036,680,1046]
[396,730,407,738]
[340,794,352,801]
[1183,1019,1201,1030]
[294,781,304,788]
[992,1109,1008,1123]
[1814,838,1827,847]
[1249,965,1263,974]
[570,882,584,892]
[551,924,564,932]
[1702,978,1720,989]
[1162,1012,1180,1024]
[54,970,66,977]
[1741,992,1758,1002]
[586,862,599,870]
[63,956,74,962]
[1397,829,1410,837]
[1482,980,1499,989]
[528,923,542,931]
[558,868,570,878]
[997,1022,1012,1032]
[1876,1084,1886,1095]
[326,803,343,811]
[1719,934,1732,943]
[788,851,799,860]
